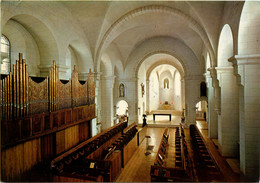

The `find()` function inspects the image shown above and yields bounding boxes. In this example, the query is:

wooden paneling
[2,105,94,148]
[123,135,138,166]
[65,125,79,150]
[107,151,122,182]
[41,134,55,162]
[23,139,41,172]
[1,138,41,181]
[56,122,89,155]
[1,120,91,182]
[78,121,90,143]
[56,130,66,155]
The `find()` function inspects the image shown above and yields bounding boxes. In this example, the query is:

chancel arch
[136,51,187,123]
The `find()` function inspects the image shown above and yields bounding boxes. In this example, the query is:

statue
[119,83,125,97]
[141,83,145,97]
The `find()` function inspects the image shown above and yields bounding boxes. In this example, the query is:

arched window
[164,78,169,89]
[1,35,11,74]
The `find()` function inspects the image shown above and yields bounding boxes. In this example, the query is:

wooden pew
[189,124,223,182]
[50,121,128,182]
[150,126,193,182]
[50,121,139,182]
[153,128,169,166]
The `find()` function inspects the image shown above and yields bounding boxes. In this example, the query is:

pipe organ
[1,53,96,181]
[1,53,95,121]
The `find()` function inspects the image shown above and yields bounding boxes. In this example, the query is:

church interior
[1,1,259,182]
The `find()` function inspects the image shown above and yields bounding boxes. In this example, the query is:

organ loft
[0,1,259,182]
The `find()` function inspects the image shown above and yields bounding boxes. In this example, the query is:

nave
[116,125,244,182]
[1,1,260,181]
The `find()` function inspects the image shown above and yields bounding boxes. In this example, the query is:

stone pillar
[93,72,101,135]
[184,75,202,126]
[100,75,115,131]
[205,73,218,138]
[146,79,150,113]
[216,67,239,157]
[230,55,260,181]
[181,78,185,110]
[123,77,138,124]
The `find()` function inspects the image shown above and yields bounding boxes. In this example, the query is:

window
[164,78,169,89]
[1,35,11,74]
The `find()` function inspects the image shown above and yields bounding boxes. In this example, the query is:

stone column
[205,73,218,138]
[93,72,101,135]
[100,75,115,131]
[123,77,138,124]
[229,55,260,181]
[181,78,185,110]
[184,75,202,126]
[216,67,239,157]
[146,79,150,113]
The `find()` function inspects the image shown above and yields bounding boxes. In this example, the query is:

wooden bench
[153,128,169,167]
[189,124,224,182]
[150,125,193,182]
[50,121,128,182]
[50,121,139,182]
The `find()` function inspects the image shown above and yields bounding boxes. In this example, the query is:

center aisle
[116,127,176,182]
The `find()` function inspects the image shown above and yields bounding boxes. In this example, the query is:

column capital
[203,72,211,78]
[208,67,217,78]
[120,77,138,82]
[215,67,234,74]
[101,75,116,80]
[230,54,260,65]
[38,64,69,73]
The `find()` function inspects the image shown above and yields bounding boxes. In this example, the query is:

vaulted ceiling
[2,1,243,74]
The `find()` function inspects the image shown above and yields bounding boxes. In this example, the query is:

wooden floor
[116,127,171,182]
[116,125,245,182]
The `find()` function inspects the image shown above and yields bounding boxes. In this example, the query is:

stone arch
[146,60,184,80]
[2,2,93,75]
[100,53,113,76]
[95,5,216,71]
[131,37,198,120]
[125,36,201,79]
[6,14,59,68]
[218,24,233,67]
[69,39,94,75]
[238,1,260,55]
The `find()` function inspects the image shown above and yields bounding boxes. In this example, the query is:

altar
[162,104,171,110]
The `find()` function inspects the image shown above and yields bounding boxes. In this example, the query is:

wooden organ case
[0,53,96,181]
